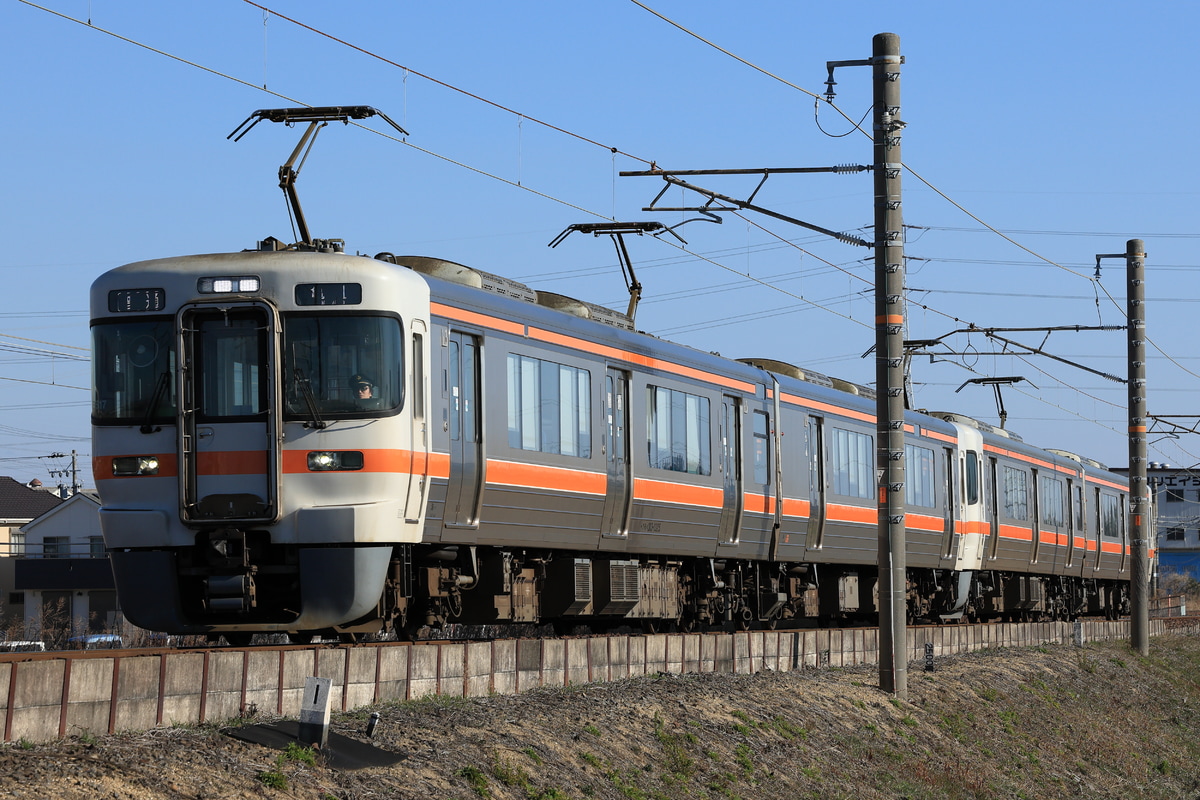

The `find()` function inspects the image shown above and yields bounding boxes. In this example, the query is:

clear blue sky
[3,0,1198,489]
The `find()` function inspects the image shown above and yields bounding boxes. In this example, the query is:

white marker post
[298,676,332,748]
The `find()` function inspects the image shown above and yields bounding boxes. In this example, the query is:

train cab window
[1002,465,1029,520]
[830,427,873,499]
[647,386,710,475]
[905,443,936,508]
[752,411,770,485]
[282,314,403,418]
[91,318,177,424]
[506,354,591,458]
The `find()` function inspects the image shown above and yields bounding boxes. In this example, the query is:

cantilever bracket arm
[627,173,872,248]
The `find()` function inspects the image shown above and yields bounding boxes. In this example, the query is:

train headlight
[198,276,261,294]
[307,451,364,471]
[112,456,160,476]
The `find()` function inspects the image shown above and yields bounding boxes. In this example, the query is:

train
[89,235,1141,644]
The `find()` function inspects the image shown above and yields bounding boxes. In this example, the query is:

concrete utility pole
[1125,239,1150,656]
[1098,239,1149,656]
[873,32,908,699]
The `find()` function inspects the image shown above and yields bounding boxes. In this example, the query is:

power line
[24,0,1192,453]
[242,1,654,168]
[15,1,613,223]
[623,6,1200,438]
[923,225,1200,239]
[0,333,87,352]
[0,376,87,391]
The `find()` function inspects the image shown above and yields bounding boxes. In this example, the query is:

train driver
[352,374,381,408]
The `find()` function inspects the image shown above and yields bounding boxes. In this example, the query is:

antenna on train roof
[548,221,684,325]
[228,106,408,252]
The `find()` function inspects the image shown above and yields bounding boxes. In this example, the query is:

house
[1150,464,1200,582]
[14,491,117,644]
[0,477,65,632]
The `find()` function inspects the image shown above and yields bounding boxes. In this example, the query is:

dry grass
[5,632,1200,799]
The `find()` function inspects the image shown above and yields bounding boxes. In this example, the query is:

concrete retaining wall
[0,619,1174,744]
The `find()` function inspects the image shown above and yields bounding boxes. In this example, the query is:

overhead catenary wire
[627,1,1200,449]
[18,0,1186,460]
[241,0,655,168]
[14,0,613,223]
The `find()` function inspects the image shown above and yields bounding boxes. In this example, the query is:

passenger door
[600,368,633,542]
[443,330,483,532]
[404,321,429,524]
[805,416,826,550]
[717,396,744,546]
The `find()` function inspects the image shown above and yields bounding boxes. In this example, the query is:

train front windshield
[92,313,404,424]
[92,318,177,424]
[283,314,404,418]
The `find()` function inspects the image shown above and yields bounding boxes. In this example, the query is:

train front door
[179,303,280,523]
[443,330,483,533]
[600,368,632,542]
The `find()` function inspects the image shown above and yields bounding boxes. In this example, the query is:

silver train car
[90,247,1137,642]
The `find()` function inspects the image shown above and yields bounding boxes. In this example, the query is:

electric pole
[1125,240,1149,656]
[44,450,82,497]
[1097,239,1149,656]
[872,32,908,699]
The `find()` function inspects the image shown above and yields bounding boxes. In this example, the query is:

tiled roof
[0,476,65,520]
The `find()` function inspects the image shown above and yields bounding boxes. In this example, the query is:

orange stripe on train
[487,460,606,495]
[634,478,724,508]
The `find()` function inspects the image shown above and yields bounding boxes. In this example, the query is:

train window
[1074,484,1085,530]
[1039,475,1065,527]
[195,313,267,419]
[282,314,403,417]
[1002,465,1029,520]
[1100,493,1121,539]
[506,354,591,458]
[830,427,873,499]
[752,411,770,485]
[91,319,177,423]
[965,451,980,505]
[646,386,711,475]
[905,444,936,508]
[412,334,424,420]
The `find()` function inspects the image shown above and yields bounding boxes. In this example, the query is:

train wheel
[735,607,754,631]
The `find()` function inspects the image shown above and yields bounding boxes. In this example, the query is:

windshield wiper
[140,372,170,434]
[294,368,327,429]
